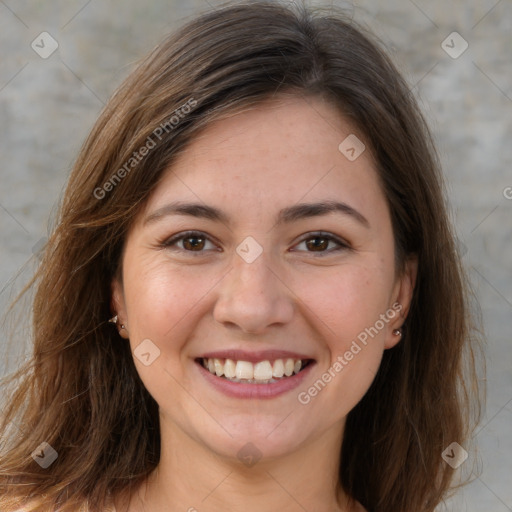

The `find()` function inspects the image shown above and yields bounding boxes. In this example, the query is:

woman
[0,1,483,511]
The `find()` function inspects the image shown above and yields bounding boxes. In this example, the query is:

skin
[111,94,417,512]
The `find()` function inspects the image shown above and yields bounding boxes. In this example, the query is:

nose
[213,249,294,335]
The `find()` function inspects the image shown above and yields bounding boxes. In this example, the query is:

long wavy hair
[0,1,484,511]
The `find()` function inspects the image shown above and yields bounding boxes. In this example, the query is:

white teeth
[201,357,308,382]
[214,358,224,377]
[224,358,236,378]
[235,360,254,380]
[284,358,295,377]
[272,359,284,378]
[253,360,273,380]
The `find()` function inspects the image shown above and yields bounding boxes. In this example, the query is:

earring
[108,314,125,330]
[392,328,402,336]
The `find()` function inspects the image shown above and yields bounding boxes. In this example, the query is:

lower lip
[195,360,315,399]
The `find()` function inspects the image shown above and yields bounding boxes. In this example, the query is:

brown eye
[182,235,206,251]
[163,231,217,255]
[305,236,330,251]
[293,232,349,255]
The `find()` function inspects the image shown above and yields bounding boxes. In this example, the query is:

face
[112,94,416,463]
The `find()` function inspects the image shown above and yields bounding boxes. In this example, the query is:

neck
[123,416,356,512]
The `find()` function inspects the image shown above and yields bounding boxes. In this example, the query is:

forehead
[142,95,386,228]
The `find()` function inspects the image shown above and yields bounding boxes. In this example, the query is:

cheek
[121,256,220,406]
[303,263,394,412]
[296,261,393,345]
[295,260,394,408]
[122,254,223,355]
[294,263,390,417]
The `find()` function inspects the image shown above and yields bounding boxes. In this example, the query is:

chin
[190,411,316,464]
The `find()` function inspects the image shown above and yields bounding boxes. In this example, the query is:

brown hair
[0,1,484,511]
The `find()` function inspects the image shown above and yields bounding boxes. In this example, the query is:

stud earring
[108,314,125,330]
[392,328,402,336]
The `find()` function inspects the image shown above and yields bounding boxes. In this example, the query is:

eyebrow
[143,200,370,229]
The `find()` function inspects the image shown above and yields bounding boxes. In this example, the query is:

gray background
[0,0,510,510]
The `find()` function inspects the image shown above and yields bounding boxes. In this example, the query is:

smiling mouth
[195,357,314,384]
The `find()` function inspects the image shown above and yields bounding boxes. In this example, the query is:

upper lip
[196,349,315,363]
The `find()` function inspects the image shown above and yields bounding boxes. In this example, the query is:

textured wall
[1,1,511,510]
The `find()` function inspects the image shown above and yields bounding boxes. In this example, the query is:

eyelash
[161,230,350,257]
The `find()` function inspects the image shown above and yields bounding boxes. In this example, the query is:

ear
[385,254,418,349]
[111,276,130,339]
